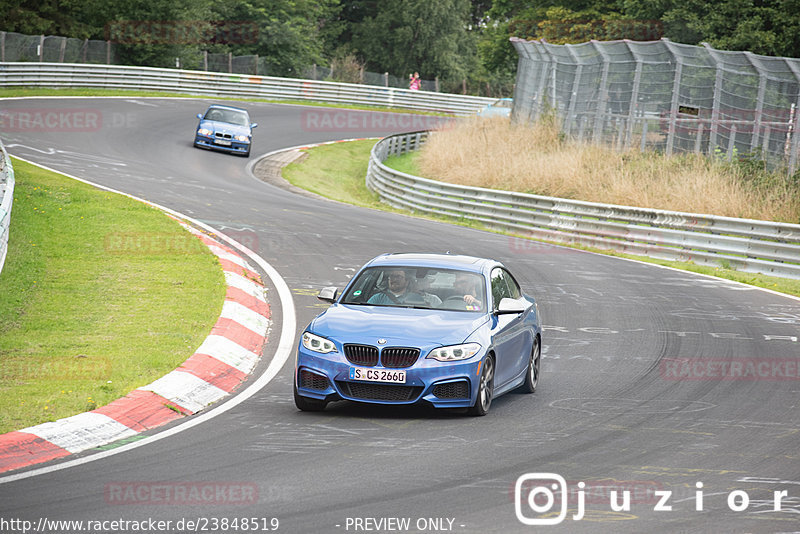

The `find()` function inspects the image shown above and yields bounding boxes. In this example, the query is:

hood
[198,119,251,136]
[310,304,488,347]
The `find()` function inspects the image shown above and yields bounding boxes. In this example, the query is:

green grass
[0,87,449,116]
[0,158,226,433]
[285,141,800,299]
[282,140,392,209]
[383,152,421,176]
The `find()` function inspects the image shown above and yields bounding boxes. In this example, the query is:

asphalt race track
[1,98,800,533]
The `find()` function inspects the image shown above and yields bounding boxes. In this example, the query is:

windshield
[204,109,249,126]
[341,266,486,312]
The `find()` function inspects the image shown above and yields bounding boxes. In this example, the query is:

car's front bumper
[194,135,250,154]
[295,347,484,409]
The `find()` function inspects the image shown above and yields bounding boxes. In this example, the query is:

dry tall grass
[417,117,800,222]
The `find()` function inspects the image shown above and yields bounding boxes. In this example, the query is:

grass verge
[289,140,800,298]
[0,158,226,434]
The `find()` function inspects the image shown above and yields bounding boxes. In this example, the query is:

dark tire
[519,337,540,393]
[468,356,494,416]
[294,381,327,412]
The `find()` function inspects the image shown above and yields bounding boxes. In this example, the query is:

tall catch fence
[511,38,800,175]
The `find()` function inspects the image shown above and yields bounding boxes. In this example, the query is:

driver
[368,268,441,307]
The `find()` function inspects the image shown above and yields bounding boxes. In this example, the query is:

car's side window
[490,268,511,309]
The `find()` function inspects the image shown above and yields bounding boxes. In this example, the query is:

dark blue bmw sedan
[294,253,542,416]
[193,104,257,157]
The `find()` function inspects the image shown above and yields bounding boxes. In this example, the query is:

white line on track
[0,156,297,484]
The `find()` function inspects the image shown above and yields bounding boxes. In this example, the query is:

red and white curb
[0,224,270,474]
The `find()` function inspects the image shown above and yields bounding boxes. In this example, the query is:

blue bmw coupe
[294,253,542,416]
[193,104,257,157]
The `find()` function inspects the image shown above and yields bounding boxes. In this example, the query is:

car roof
[365,253,497,273]
[206,104,249,114]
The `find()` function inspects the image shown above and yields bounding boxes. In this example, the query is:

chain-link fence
[1,32,115,64]
[511,37,800,175]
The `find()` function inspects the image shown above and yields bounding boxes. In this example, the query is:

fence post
[744,52,767,154]
[106,40,111,64]
[82,38,87,63]
[384,72,389,87]
[434,76,439,92]
[662,40,683,156]
[790,100,800,175]
[59,36,66,62]
[203,50,208,71]
[623,42,644,150]
[254,54,258,75]
[591,41,611,143]
[39,35,44,61]
[535,42,553,122]
[563,44,583,137]
[228,52,232,73]
[784,60,800,175]
[703,43,724,155]
[1,32,5,62]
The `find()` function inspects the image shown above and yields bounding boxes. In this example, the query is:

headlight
[234,134,249,142]
[302,332,337,354]
[426,342,481,362]
[197,128,212,136]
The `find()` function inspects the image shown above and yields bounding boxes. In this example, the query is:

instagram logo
[515,473,570,525]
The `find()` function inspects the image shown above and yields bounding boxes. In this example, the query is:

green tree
[351,0,476,85]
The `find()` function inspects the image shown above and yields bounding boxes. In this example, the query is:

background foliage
[2,0,799,96]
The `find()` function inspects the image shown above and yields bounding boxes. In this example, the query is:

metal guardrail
[0,62,495,115]
[0,139,14,276]
[367,132,800,279]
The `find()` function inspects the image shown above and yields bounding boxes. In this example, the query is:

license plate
[215,139,232,146]
[349,367,406,384]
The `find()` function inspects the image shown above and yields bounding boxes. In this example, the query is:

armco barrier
[366,132,800,279]
[0,139,13,276]
[0,62,494,115]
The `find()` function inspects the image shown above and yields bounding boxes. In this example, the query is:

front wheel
[468,356,494,416]
[294,381,327,412]
[519,337,541,393]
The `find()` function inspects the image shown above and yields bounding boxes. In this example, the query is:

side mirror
[494,297,527,315]
[317,287,339,303]
[196,113,203,119]
[251,122,258,128]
